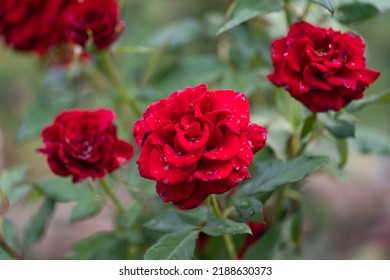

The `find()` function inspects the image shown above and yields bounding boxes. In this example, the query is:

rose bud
[268,21,380,112]
[133,84,267,210]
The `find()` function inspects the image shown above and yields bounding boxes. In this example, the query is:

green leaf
[145,207,207,232]
[35,178,103,223]
[0,219,18,260]
[0,189,9,216]
[266,126,290,161]
[301,113,317,139]
[148,18,202,48]
[217,0,283,35]
[151,55,226,95]
[0,166,29,203]
[235,198,264,223]
[69,232,129,260]
[202,218,251,236]
[325,118,355,139]
[336,2,379,24]
[70,197,104,223]
[352,127,390,155]
[144,230,198,260]
[35,177,92,202]
[116,201,143,230]
[275,89,303,131]
[243,225,282,259]
[291,208,303,244]
[237,155,329,196]
[23,198,55,250]
[337,139,349,167]
[346,90,390,112]
[311,0,336,15]
[16,84,75,141]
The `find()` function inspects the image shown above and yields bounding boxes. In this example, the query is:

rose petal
[111,140,134,170]
[149,149,195,185]
[164,144,202,168]
[246,124,267,154]
[195,159,233,181]
[175,122,210,152]
[203,131,240,161]
[156,181,196,203]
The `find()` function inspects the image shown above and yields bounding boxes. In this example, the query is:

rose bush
[133,84,267,209]
[268,21,380,112]
[38,108,133,183]
[62,0,124,49]
[0,0,71,54]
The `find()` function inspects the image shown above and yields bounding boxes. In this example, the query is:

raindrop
[240,201,250,209]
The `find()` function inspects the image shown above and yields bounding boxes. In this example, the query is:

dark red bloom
[0,0,71,54]
[268,21,380,112]
[133,84,267,209]
[39,108,133,183]
[62,0,124,49]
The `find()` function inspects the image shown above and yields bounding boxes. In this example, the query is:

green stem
[300,0,312,20]
[283,0,293,28]
[210,195,237,260]
[100,177,125,214]
[0,238,24,260]
[100,51,142,117]
[269,185,288,227]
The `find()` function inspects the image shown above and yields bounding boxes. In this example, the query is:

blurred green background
[1,0,389,259]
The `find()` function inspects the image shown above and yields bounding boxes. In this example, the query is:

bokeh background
[1,0,389,259]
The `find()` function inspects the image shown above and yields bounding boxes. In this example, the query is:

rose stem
[99,51,142,117]
[100,177,125,214]
[210,195,237,260]
[299,0,312,20]
[0,238,24,260]
[283,0,293,28]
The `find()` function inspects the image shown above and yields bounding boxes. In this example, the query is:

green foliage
[0,166,30,204]
[144,230,198,260]
[116,201,143,230]
[324,117,355,139]
[217,0,283,35]
[237,155,329,196]
[243,225,282,260]
[312,0,336,15]
[0,219,18,260]
[148,18,202,49]
[202,218,252,236]
[23,198,55,250]
[69,232,129,260]
[346,90,390,112]
[16,72,76,142]
[235,198,264,223]
[352,127,390,155]
[291,208,304,244]
[336,2,379,24]
[275,89,303,131]
[150,55,226,95]
[301,113,317,139]
[35,178,103,222]
[145,207,207,233]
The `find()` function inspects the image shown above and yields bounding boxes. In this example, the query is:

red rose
[62,0,124,49]
[0,0,71,54]
[39,108,133,183]
[133,84,267,209]
[268,21,380,112]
